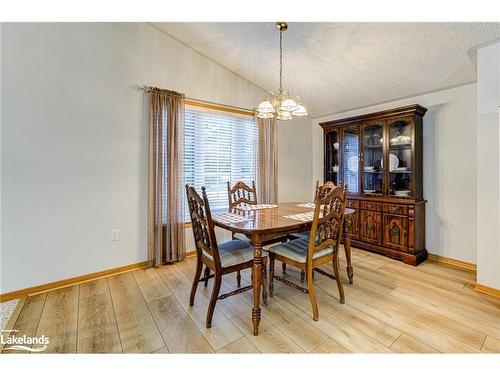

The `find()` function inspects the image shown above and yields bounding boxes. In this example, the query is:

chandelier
[256,22,308,121]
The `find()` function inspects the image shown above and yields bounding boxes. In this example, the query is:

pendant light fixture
[256,22,308,121]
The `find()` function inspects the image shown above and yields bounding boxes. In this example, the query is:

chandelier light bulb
[280,98,299,112]
[277,110,292,121]
[257,111,275,119]
[257,98,275,114]
[292,105,308,117]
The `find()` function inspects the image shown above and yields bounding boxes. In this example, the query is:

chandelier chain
[279,28,283,94]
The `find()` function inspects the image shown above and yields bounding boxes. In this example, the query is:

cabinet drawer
[360,201,382,211]
[360,211,382,245]
[383,204,408,216]
[346,199,359,209]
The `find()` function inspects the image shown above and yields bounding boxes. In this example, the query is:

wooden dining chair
[267,185,348,321]
[227,180,287,287]
[284,180,337,281]
[186,185,267,328]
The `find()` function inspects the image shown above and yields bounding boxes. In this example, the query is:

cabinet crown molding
[319,104,428,128]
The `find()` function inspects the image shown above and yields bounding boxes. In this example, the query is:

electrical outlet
[110,229,120,241]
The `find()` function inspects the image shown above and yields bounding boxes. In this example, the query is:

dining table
[211,202,355,336]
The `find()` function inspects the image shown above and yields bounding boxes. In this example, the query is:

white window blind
[184,106,257,219]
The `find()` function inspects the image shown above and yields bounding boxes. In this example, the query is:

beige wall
[311,84,477,263]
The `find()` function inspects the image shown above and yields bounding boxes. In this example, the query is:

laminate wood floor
[2,248,499,354]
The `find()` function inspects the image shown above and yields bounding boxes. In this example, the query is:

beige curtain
[256,116,278,204]
[148,87,186,265]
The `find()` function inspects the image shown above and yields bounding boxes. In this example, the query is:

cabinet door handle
[367,223,374,231]
[390,206,399,213]
[390,226,399,236]
[367,203,373,210]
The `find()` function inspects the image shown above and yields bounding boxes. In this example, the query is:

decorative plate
[381,153,399,170]
[348,156,358,172]
[394,190,411,196]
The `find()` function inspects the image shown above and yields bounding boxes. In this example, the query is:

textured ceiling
[154,22,500,118]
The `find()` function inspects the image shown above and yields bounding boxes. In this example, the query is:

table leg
[252,242,263,335]
[343,218,354,284]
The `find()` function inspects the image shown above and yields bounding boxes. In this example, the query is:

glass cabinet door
[324,130,340,185]
[362,123,384,195]
[387,119,413,197]
[342,126,360,194]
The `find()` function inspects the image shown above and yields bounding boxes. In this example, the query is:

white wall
[0,25,3,280]
[312,84,477,263]
[476,42,500,289]
[0,22,267,293]
[1,23,314,292]
[278,116,313,203]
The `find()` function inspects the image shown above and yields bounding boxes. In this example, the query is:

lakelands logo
[1,329,49,352]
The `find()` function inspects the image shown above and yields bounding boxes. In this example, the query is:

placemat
[283,211,316,222]
[296,203,316,208]
[237,204,278,211]
[297,203,325,209]
[212,213,250,224]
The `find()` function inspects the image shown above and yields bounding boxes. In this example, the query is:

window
[184,105,257,219]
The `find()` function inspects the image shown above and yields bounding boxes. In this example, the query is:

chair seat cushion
[233,232,251,243]
[204,239,265,268]
[234,232,287,246]
[268,237,332,264]
[290,231,310,240]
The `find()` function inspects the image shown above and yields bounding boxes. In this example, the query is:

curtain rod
[134,85,255,117]
[184,98,255,117]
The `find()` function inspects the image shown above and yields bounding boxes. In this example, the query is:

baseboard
[427,253,477,272]
[473,283,500,299]
[0,261,149,302]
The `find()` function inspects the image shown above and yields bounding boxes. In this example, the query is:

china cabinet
[320,104,427,265]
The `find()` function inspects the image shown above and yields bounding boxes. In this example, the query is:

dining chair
[227,180,288,287]
[267,185,348,321]
[284,180,337,281]
[186,185,268,328]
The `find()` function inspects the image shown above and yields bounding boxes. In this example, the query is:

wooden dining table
[211,202,355,336]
